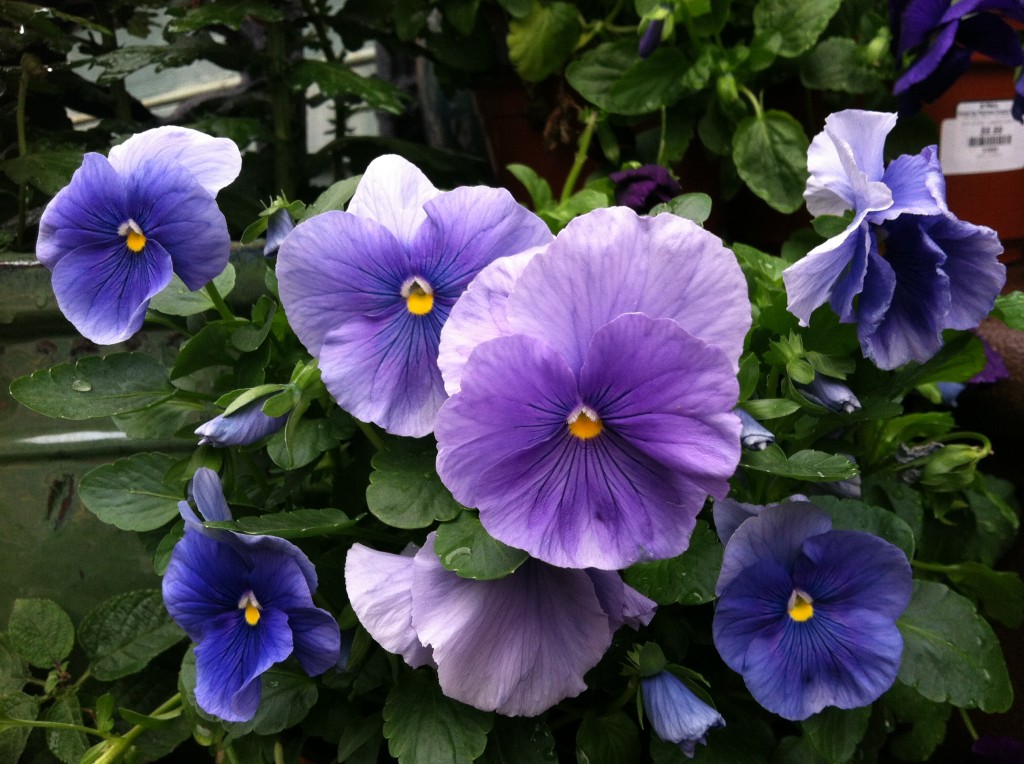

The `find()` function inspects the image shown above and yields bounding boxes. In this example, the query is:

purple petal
[713,558,794,674]
[123,157,231,290]
[879,147,947,220]
[195,396,288,447]
[193,608,294,722]
[580,314,741,497]
[784,221,871,325]
[958,13,1024,67]
[162,529,249,642]
[716,502,832,595]
[277,211,412,357]
[344,544,434,668]
[51,239,173,344]
[410,535,612,716]
[437,249,541,395]
[107,126,241,196]
[188,467,233,523]
[263,208,295,257]
[345,154,440,246]
[794,530,912,621]
[641,672,724,752]
[286,607,342,677]
[412,185,553,295]
[927,215,1005,330]
[586,570,657,631]
[37,153,128,270]
[712,498,764,546]
[507,208,750,374]
[894,22,960,94]
[896,0,949,54]
[317,306,449,436]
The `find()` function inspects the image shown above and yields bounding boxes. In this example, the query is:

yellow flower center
[787,590,814,622]
[238,592,262,627]
[568,406,603,440]
[118,219,146,253]
[401,277,434,315]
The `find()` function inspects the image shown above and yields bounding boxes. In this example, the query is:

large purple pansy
[37,127,240,344]
[276,155,552,437]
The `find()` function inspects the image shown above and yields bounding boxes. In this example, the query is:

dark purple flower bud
[797,375,862,413]
[195,395,288,447]
[609,165,682,214]
[641,671,725,758]
[736,409,774,451]
[639,18,665,58]
[263,208,295,257]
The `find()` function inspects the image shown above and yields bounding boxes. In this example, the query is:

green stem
[0,718,112,740]
[224,744,242,764]
[267,23,296,198]
[958,707,979,741]
[204,282,236,321]
[560,110,599,205]
[91,694,182,764]
[357,420,387,452]
[657,106,668,167]
[738,85,763,120]
[273,741,286,764]
[910,560,950,573]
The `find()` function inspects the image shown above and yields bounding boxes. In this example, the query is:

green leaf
[303,176,362,219]
[929,562,1024,628]
[383,669,493,764]
[79,452,182,531]
[801,38,879,93]
[607,47,690,115]
[882,681,951,762]
[0,692,37,764]
[480,716,556,764]
[434,512,529,580]
[650,193,713,225]
[267,415,338,470]
[506,164,555,212]
[740,398,801,419]
[575,711,639,764]
[171,322,235,379]
[0,635,24,694]
[897,581,1013,712]
[566,41,636,113]
[46,696,88,764]
[10,353,176,420]
[886,332,986,393]
[79,589,184,681]
[993,291,1024,330]
[366,439,464,529]
[753,0,841,58]
[228,666,319,736]
[205,508,358,539]
[291,60,406,115]
[800,706,870,764]
[507,1,582,82]
[740,446,857,481]
[169,0,284,30]
[623,521,722,605]
[7,599,74,668]
[733,110,809,213]
[149,264,236,316]
[810,496,916,560]
[0,150,83,195]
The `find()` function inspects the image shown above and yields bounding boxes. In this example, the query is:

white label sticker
[939,99,1024,175]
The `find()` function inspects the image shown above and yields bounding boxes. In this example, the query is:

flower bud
[736,409,775,451]
[196,395,288,447]
[797,375,861,414]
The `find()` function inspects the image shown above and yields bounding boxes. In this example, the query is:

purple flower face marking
[641,671,725,758]
[783,110,1004,369]
[345,534,654,717]
[436,207,750,570]
[195,395,288,447]
[276,154,553,437]
[37,127,240,344]
[712,502,912,721]
[891,0,1024,120]
[162,469,340,722]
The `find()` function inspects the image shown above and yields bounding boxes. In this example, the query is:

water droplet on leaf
[71,379,91,392]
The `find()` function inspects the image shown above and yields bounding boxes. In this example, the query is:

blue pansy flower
[37,127,241,344]
[641,671,725,758]
[783,110,1004,369]
[712,501,912,721]
[195,395,288,447]
[276,154,553,437]
[891,0,1024,120]
[162,468,340,722]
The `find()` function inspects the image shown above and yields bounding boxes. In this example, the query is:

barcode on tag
[939,99,1024,175]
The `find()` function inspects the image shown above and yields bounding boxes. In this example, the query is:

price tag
[939,99,1024,175]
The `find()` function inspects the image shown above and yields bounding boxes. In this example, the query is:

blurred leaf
[801,37,880,93]
[733,111,809,213]
[576,711,639,764]
[507,1,582,82]
[291,60,406,114]
[79,590,184,680]
[566,41,636,113]
[507,164,554,212]
[80,452,182,531]
[753,0,841,57]
[169,0,284,31]
[800,706,870,764]
[1,150,82,195]
[434,512,529,580]
[897,581,1012,712]
[993,291,1024,330]
[881,681,951,762]
[480,716,556,764]
[7,599,74,668]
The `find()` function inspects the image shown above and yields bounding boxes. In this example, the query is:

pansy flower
[712,501,912,721]
[783,109,1004,369]
[162,468,340,722]
[435,207,750,569]
[195,395,288,447]
[641,671,725,758]
[37,127,241,344]
[345,533,655,717]
[891,0,1024,120]
[276,154,553,437]
[609,164,682,213]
